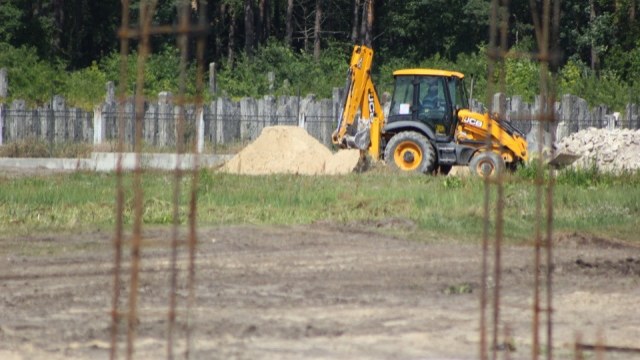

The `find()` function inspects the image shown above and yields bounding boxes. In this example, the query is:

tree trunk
[257,0,265,45]
[364,0,374,47]
[351,0,360,43]
[359,0,367,42]
[313,0,322,60]
[590,0,598,71]
[258,0,270,43]
[228,7,236,67]
[244,0,256,57]
[303,5,309,52]
[215,3,226,61]
[53,0,64,53]
[285,0,294,46]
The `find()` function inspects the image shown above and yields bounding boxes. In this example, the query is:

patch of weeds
[443,282,473,295]
[442,176,463,189]
[514,160,548,181]
[0,138,50,157]
[557,163,611,187]
[0,138,92,158]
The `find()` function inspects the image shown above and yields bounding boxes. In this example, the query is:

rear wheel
[469,151,505,178]
[384,131,436,174]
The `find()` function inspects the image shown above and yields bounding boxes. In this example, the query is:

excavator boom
[332,45,384,159]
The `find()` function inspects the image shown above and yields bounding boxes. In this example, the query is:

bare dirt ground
[1,223,639,360]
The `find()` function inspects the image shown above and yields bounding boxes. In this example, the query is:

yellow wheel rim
[393,141,423,171]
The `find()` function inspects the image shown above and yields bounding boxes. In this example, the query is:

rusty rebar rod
[125,2,159,360]
[110,0,132,358]
[185,2,208,358]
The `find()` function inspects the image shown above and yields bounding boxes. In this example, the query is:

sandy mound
[220,126,362,175]
[325,149,363,175]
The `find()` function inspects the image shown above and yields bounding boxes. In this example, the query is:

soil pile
[220,126,362,175]
[555,128,640,173]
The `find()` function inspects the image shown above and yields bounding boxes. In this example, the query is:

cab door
[416,76,454,141]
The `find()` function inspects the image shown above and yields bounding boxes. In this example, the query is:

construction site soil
[2,126,639,359]
[1,225,639,360]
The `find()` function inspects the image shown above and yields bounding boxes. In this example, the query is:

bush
[0,43,65,105]
[559,58,636,111]
[63,62,107,110]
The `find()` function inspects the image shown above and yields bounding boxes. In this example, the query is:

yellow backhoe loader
[332,45,529,177]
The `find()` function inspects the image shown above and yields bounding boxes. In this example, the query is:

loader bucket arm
[457,109,529,163]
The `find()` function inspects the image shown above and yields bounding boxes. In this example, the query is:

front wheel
[384,131,436,174]
[469,151,505,178]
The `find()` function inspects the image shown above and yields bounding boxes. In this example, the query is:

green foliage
[216,40,349,98]
[375,47,489,103]
[0,43,65,105]
[504,55,540,102]
[455,50,489,102]
[63,62,107,110]
[441,176,463,189]
[556,164,606,187]
[98,46,198,100]
[0,2,22,43]
[514,161,545,181]
[558,59,584,95]
[144,45,198,96]
[558,58,633,110]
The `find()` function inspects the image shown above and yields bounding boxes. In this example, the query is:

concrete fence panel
[1,83,638,154]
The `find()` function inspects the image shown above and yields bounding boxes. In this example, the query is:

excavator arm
[332,45,385,160]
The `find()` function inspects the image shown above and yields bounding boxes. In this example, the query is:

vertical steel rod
[110,1,132,359]
[126,2,159,359]
[167,1,193,358]
[185,1,208,357]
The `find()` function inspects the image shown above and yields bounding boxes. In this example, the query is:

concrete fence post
[298,112,306,128]
[197,106,204,153]
[332,87,342,123]
[0,103,4,145]
[93,105,104,145]
[0,68,7,99]
[209,62,217,95]
[491,92,507,120]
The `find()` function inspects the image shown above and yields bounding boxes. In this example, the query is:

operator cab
[387,69,469,142]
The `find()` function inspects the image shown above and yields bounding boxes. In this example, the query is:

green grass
[0,168,639,244]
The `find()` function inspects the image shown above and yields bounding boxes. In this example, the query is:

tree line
[1,0,639,110]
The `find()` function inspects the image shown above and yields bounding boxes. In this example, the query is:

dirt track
[1,224,639,360]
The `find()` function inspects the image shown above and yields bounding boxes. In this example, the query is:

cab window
[448,77,468,109]
[418,76,445,112]
[389,76,414,116]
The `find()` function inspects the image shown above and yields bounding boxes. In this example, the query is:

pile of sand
[220,126,363,175]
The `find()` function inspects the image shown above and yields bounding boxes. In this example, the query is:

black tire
[384,131,436,174]
[469,151,506,178]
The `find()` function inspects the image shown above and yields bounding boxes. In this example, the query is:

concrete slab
[0,153,233,173]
